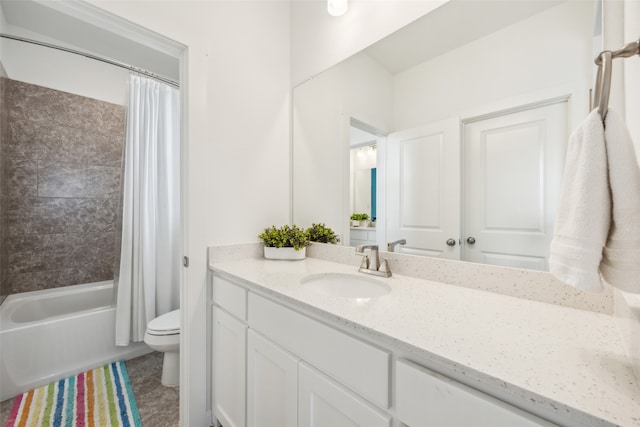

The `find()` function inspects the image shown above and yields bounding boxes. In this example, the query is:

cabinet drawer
[396,359,556,427]
[248,293,390,409]
[212,275,247,320]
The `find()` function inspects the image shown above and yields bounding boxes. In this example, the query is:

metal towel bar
[593,38,640,120]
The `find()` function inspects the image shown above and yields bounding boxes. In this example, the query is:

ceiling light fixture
[327,0,348,17]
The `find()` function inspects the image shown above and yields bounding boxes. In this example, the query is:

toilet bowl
[144,309,180,387]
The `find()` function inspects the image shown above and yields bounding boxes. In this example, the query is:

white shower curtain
[115,74,180,346]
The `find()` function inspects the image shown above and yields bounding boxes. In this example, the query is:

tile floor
[0,351,179,426]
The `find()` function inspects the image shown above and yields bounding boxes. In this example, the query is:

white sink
[300,273,391,298]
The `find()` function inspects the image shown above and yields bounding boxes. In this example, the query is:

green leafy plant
[258,225,310,251]
[306,223,339,244]
[350,213,370,221]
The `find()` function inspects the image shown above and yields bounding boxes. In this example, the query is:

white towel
[600,109,640,293]
[549,109,611,292]
[550,108,640,293]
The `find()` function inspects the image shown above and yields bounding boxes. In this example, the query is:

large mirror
[293,0,600,271]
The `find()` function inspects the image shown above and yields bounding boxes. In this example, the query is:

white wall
[290,0,445,86]
[0,34,128,105]
[393,1,595,130]
[84,1,291,426]
[293,52,392,240]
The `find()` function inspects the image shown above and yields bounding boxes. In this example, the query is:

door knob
[446,238,456,246]
[466,237,476,245]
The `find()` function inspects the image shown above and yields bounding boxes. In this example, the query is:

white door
[463,100,567,270]
[212,307,247,427]
[298,363,391,427]
[247,330,299,427]
[385,118,460,258]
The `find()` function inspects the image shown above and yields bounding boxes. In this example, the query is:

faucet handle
[378,259,392,277]
[358,255,369,269]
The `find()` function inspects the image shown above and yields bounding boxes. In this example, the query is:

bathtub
[0,281,151,402]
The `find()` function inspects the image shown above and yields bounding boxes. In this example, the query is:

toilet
[144,309,180,387]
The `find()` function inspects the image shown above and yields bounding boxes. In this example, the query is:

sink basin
[300,273,391,298]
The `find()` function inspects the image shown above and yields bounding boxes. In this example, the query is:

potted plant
[350,213,370,227]
[258,224,310,260]
[306,223,339,244]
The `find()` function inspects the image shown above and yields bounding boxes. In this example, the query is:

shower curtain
[115,74,180,346]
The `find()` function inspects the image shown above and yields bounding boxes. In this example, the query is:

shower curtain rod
[0,33,179,88]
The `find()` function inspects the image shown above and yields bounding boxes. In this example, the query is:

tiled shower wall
[0,78,125,298]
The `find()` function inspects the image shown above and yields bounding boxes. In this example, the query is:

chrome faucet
[355,245,392,277]
[387,239,406,252]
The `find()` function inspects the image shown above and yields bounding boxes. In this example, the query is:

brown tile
[93,198,120,232]
[2,78,125,298]
[7,80,123,134]
[35,125,124,167]
[7,264,114,294]
[35,125,92,163]
[6,158,37,197]
[87,131,124,167]
[6,117,43,160]
[76,96,126,136]
[6,80,59,125]
[6,197,104,235]
[37,162,120,199]
[6,232,115,274]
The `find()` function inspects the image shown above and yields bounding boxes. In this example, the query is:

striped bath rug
[5,361,141,427]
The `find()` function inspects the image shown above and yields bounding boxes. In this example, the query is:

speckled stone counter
[209,252,640,427]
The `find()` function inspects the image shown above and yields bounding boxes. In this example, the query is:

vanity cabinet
[211,272,556,427]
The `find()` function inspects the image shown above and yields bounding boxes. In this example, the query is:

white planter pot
[263,246,306,261]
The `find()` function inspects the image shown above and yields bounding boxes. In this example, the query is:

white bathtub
[0,281,151,401]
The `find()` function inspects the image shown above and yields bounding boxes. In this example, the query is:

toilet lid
[147,309,180,335]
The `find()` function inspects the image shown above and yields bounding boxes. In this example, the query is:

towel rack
[593,38,640,120]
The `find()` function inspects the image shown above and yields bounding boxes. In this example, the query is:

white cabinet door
[463,100,567,270]
[298,363,391,427]
[247,330,299,427]
[386,118,461,259]
[212,306,247,427]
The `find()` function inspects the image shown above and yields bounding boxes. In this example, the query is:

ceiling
[0,0,566,82]
[0,0,180,81]
[365,0,564,75]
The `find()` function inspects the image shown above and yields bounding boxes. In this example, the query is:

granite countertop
[209,256,640,427]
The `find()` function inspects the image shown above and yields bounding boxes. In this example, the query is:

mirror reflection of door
[463,99,568,270]
[385,118,461,259]
[384,99,568,270]
[349,124,379,247]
